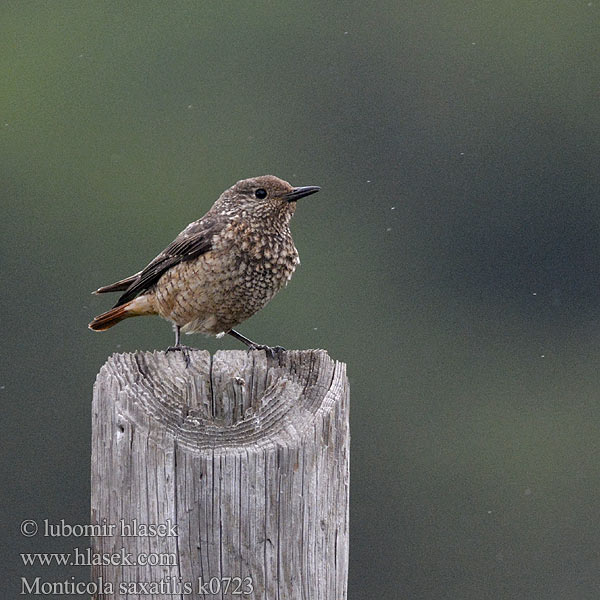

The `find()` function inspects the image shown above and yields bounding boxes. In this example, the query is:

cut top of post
[93,349,347,454]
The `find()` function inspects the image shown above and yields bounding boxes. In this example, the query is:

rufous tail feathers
[88,296,155,331]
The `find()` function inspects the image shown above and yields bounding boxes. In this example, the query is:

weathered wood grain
[91,349,349,599]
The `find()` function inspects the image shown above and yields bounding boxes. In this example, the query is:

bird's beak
[284,185,321,202]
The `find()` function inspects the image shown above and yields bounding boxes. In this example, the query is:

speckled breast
[153,219,299,335]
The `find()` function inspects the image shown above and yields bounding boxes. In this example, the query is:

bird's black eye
[254,188,267,199]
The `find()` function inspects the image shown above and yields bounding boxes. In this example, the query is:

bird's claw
[248,344,286,358]
[166,344,193,367]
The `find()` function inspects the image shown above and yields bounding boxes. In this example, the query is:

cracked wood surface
[91,349,349,599]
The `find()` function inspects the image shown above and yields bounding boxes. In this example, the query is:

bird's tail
[88,296,155,331]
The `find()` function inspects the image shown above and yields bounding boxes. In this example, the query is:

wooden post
[91,349,349,599]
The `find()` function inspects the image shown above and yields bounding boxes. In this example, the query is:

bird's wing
[112,218,217,307]
[94,273,142,294]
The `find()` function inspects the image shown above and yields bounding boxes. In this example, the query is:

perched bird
[89,175,320,354]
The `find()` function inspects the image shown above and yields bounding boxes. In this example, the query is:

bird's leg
[166,325,192,366]
[228,329,285,358]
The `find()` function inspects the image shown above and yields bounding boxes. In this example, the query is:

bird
[88,175,320,356]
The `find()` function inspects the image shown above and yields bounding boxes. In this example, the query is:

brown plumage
[89,175,320,352]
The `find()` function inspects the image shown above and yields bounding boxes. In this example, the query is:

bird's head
[216,175,320,224]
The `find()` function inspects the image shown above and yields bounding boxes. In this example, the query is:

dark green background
[2,1,599,598]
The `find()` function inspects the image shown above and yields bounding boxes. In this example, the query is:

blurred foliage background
[2,1,599,598]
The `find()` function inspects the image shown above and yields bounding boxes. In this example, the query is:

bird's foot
[166,344,194,367]
[247,344,286,359]
[227,330,285,358]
